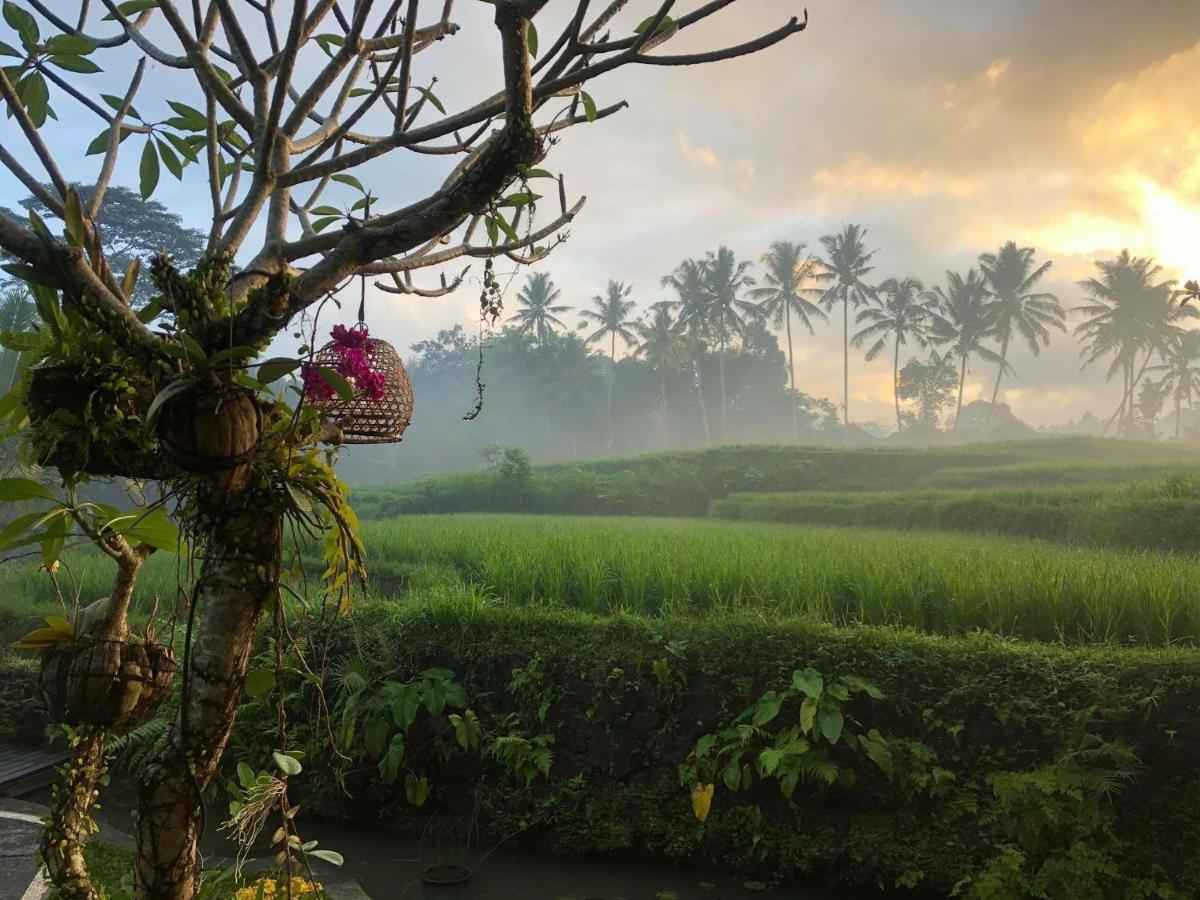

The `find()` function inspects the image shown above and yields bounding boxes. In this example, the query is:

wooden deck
[0,745,68,798]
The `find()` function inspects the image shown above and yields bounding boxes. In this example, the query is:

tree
[852,276,930,432]
[1073,251,1194,436]
[579,279,638,361]
[2,186,205,307]
[537,333,605,460]
[507,272,572,341]
[0,282,35,390]
[1146,331,1200,439]
[634,301,684,450]
[978,241,1063,426]
[0,3,804,896]
[662,258,714,446]
[699,246,756,440]
[747,240,826,440]
[815,224,877,437]
[926,269,1005,427]
[897,350,958,429]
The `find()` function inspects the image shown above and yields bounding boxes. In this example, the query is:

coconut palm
[537,333,604,460]
[634,301,684,449]
[852,276,932,432]
[579,280,638,361]
[507,272,572,342]
[1147,331,1200,439]
[747,241,827,440]
[0,284,35,391]
[698,246,756,439]
[1074,250,1195,435]
[814,224,877,435]
[978,242,1064,426]
[662,258,713,446]
[926,269,1005,427]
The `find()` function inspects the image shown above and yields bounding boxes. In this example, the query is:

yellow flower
[234,875,324,899]
[691,782,714,823]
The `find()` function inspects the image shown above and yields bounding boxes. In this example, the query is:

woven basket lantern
[310,333,413,444]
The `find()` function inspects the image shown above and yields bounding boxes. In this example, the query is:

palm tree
[1074,250,1194,435]
[1147,331,1200,439]
[662,258,713,446]
[634,301,684,449]
[579,280,638,361]
[815,224,877,436]
[0,285,35,391]
[507,272,572,342]
[537,333,604,460]
[698,246,756,440]
[852,276,931,432]
[747,241,827,440]
[978,242,1063,426]
[926,269,1005,427]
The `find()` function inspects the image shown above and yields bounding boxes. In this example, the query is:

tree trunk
[954,355,967,428]
[135,396,275,899]
[785,302,797,442]
[695,352,710,447]
[606,336,615,452]
[41,728,107,900]
[893,335,902,433]
[1177,392,1182,440]
[718,338,728,443]
[842,295,849,445]
[660,371,670,450]
[987,331,1010,431]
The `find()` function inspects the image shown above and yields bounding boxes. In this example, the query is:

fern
[108,716,170,770]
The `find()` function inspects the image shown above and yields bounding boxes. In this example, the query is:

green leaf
[484,216,499,246]
[0,511,47,550]
[257,357,301,384]
[63,188,85,248]
[314,365,354,401]
[165,100,206,131]
[1,263,60,290]
[272,752,302,776]
[41,514,68,569]
[0,477,55,502]
[237,761,255,789]
[308,205,342,217]
[85,126,132,156]
[19,71,48,126]
[498,192,541,208]
[580,90,597,123]
[102,0,159,20]
[799,695,818,735]
[791,668,824,699]
[139,139,160,200]
[285,483,314,514]
[750,691,782,726]
[144,377,196,427]
[308,849,344,867]
[49,54,101,74]
[45,34,99,55]
[156,138,183,179]
[0,330,42,351]
[817,706,844,745]
[331,172,365,193]
[516,166,554,180]
[494,215,519,243]
[310,216,339,234]
[414,86,445,115]
[314,32,344,56]
[3,2,39,50]
[634,14,675,36]
[526,21,538,57]
[208,345,257,366]
[722,761,742,792]
[120,258,140,300]
[179,333,207,364]
[363,717,389,758]
[116,507,180,551]
[244,667,275,697]
[0,40,21,57]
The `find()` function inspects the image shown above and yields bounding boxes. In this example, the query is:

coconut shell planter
[158,384,263,472]
[303,324,413,444]
[39,640,176,735]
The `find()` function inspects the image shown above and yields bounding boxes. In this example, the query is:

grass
[348,437,1200,519]
[710,473,1200,552]
[358,514,1200,646]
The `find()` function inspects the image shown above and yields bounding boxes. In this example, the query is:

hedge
[234,601,1200,898]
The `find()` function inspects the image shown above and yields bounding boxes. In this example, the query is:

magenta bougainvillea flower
[302,324,388,401]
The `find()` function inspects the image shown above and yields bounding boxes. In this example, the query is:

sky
[3,1,1200,428]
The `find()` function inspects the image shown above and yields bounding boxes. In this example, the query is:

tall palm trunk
[607,334,616,451]
[784,302,797,442]
[987,330,1010,430]
[954,355,967,428]
[135,403,276,899]
[841,293,849,445]
[892,335,902,433]
[660,370,670,450]
[694,350,711,447]
[718,338,728,443]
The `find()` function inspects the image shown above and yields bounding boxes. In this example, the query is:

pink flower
[300,363,337,402]
[330,323,369,349]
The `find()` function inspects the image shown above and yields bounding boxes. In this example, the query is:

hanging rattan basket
[39,639,176,735]
[310,334,413,444]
